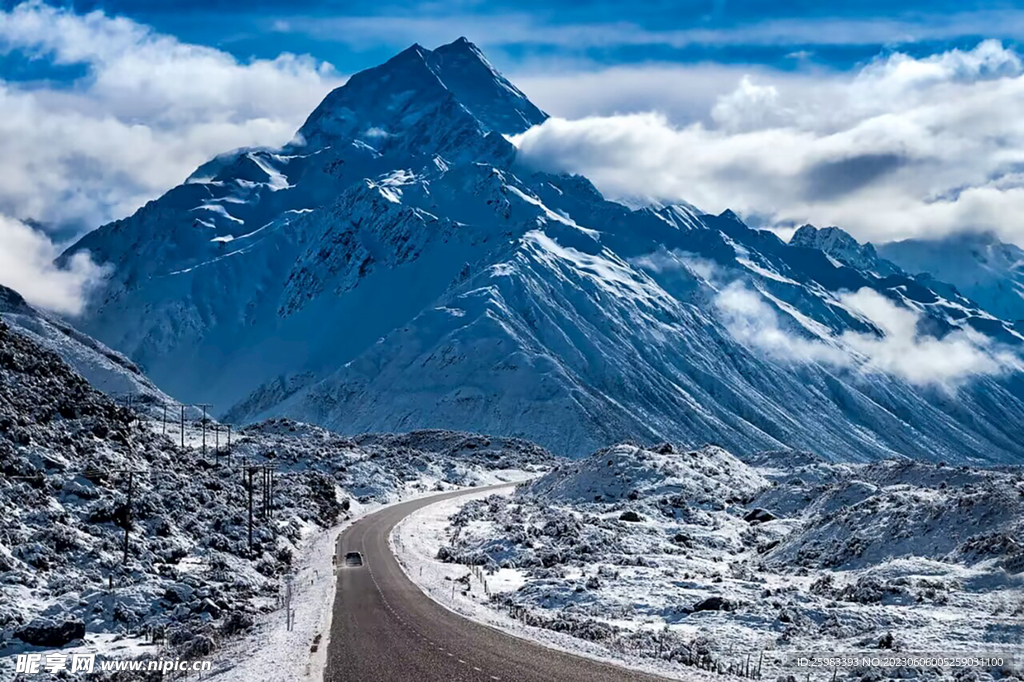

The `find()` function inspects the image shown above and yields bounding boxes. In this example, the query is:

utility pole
[215,425,220,464]
[263,466,270,517]
[200,404,209,457]
[285,579,293,631]
[227,425,231,453]
[123,471,133,566]
[180,405,185,448]
[268,467,273,516]
[162,405,167,436]
[247,466,254,555]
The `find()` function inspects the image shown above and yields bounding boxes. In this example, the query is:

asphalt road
[324,484,667,682]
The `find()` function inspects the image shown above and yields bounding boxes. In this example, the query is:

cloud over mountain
[716,282,1019,387]
[513,40,1024,246]
[0,216,106,315]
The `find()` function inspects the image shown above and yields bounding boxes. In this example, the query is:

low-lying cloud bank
[0,217,106,316]
[513,40,1024,246]
[715,283,1020,386]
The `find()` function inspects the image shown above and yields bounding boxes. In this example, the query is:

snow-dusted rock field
[0,319,552,680]
[397,443,1024,681]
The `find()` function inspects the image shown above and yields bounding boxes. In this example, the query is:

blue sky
[21,0,1024,78]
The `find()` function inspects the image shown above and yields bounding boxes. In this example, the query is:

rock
[672,532,693,547]
[879,632,895,649]
[619,510,643,523]
[744,508,776,524]
[14,617,86,647]
[692,596,733,612]
[164,583,195,604]
[200,598,222,619]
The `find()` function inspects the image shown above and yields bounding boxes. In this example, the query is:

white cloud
[715,282,849,366]
[714,283,1019,386]
[837,288,1018,386]
[0,1,343,230]
[512,62,814,124]
[0,216,106,315]
[512,41,1024,246]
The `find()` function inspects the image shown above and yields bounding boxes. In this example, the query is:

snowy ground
[392,487,728,681]
[394,444,1024,682]
[0,320,555,682]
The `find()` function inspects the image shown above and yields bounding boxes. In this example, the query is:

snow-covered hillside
[0,317,552,679]
[397,442,1024,681]
[62,39,1024,463]
[879,231,1024,323]
[0,284,180,418]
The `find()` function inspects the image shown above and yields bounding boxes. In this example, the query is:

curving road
[324,484,666,682]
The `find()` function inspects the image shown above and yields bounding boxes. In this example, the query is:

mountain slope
[879,231,1024,322]
[64,39,1024,463]
[266,199,1024,461]
[0,284,179,415]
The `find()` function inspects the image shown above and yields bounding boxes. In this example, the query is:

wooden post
[123,471,133,566]
[247,467,254,554]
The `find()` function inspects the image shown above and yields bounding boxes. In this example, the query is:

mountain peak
[298,37,545,148]
[394,42,430,60]
[792,223,851,244]
[790,224,902,276]
[428,38,547,134]
[447,36,479,51]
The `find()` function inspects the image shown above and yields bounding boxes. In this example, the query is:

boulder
[164,583,195,604]
[199,598,222,619]
[14,617,86,647]
[743,508,777,524]
[692,596,733,612]
[618,510,643,523]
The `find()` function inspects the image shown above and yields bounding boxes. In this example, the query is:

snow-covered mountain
[63,39,1024,463]
[789,225,901,277]
[878,231,1024,323]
